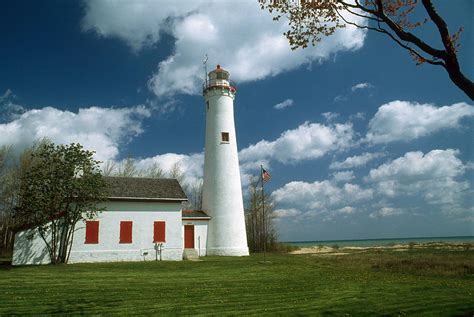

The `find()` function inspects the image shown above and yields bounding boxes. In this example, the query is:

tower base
[206,247,249,256]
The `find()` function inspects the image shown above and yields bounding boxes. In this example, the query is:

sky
[1,0,473,242]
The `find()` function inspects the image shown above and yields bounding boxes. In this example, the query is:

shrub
[332,244,340,250]
[271,242,300,253]
[408,242,417,250]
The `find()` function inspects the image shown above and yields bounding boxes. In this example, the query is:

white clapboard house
[12,176,211,265]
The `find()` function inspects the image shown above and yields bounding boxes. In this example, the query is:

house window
[154,221,166,243]
[221,132,229,143]
[85,221,99,244]
[120,221,133,244]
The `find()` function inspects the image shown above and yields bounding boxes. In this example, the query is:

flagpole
[203,54,208,87]
[261,164,266,263]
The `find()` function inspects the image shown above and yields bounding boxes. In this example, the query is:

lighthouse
[202,65,249,256]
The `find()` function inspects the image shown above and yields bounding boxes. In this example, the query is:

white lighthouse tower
[202,65,249,256]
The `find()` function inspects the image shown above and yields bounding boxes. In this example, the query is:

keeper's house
[12,177,210,265]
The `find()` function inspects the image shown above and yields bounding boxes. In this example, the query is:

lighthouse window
[221,132,230,143]
[206,101,209,110]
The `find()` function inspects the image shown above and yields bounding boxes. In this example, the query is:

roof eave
[107,197,188,202]
[182,217,211,221]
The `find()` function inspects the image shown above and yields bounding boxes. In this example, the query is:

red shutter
[120,221,133,244]
[85,221,99,244]
[154,221,166,243]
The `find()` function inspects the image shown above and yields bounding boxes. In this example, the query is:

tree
[260,0,474,99]
[245,176,277,253]
[143,162,165,179]
[15,142,107,264]
[102,160,117,176]
[103,157,202,209]
[0,145,15,255]
[116,157,138,177]
[0,141,47,255]
[186,180,203,211]
[109,159,165,179]
[168,161,185,185]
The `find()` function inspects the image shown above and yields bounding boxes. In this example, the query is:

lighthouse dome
[208,65,229,81]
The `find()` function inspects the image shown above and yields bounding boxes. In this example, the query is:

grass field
[0,248,473,316]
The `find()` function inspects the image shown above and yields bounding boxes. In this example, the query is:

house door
[184,225,194,249]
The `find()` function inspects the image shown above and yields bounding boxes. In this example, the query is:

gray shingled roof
[182,210,211,219]
[104,176,187,201]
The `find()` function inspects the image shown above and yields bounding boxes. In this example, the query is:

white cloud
[273,208,301,218]
[273,99,294,110]
[0,89,13,101]
[350,112,365,120]
[366,149,470,212]
[0,105,151,161]
[366,101,474,144]
[81,1,203,52]
[0,89,25,122]
[333,95,347,103]
[337,206,356,214]
[272,180,373,218]
[332,171,355,183]
[134,152,204,186]
[239,121,355,169]
[367,149,465,182]
[369,207,402,218]
[322,112,340,121]
[82,0,367,97]
[330,152,385,170]
[351,82,372,92]
[271,148,472,223]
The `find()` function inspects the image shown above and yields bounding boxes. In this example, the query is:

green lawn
[0,249,473,316]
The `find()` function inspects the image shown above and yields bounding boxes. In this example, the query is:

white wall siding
[12,229,52,265]
[12,200,184,265]
[182,219,209,256]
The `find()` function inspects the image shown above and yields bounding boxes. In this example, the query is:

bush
[332,244,340,250]
[408,242,417,250]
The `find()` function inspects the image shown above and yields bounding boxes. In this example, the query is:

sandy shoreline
[289,242,472,255]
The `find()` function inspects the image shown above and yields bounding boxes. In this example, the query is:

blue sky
[1,0,473,241]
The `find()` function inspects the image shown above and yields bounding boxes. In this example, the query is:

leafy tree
[245,175,277,253]
[260,0,473,99]
[15,142,107,264]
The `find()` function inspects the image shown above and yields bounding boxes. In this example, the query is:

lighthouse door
[184,225,194,248]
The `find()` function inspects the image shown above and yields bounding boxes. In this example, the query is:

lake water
[285,236,474,248]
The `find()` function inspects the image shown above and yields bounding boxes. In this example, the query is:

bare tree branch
[260,0,474,99]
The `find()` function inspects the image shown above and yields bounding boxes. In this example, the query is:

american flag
[262,168,271,183]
